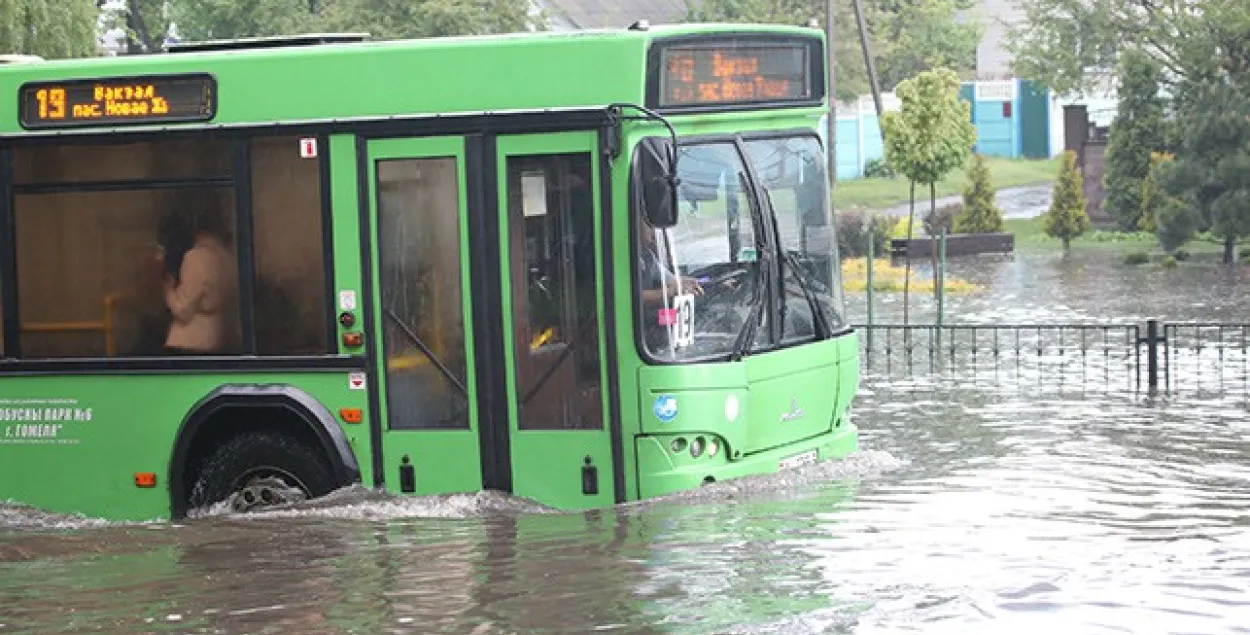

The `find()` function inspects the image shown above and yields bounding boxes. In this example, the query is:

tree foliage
[0,0,99,58]
[1102,50,1165,231]
[110,0,538,52]
[1043,150,1090,250]
[1157,80,1250,264]
[1006,0,1250,97]
[880,68,975,187]
[1138,151,1173,234]
[954,153,1003,234]
[686,0,980,99]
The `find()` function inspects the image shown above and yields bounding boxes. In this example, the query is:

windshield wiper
[729,171,770,361]
[782,248,832,339]
[730,256,767,362]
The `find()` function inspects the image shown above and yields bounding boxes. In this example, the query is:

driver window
[636,142,764,361]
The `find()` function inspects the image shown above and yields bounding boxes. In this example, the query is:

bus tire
[187,430,338,514]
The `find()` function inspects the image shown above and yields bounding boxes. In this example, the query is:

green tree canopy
[111,0,538,52]
[1157,80,1250,263]
[1006,0,1250,97]
[0,0,100,59]
[880,68,975,186]
[1102,50,1166,231]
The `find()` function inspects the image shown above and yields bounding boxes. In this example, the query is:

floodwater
[5,250,1250,634]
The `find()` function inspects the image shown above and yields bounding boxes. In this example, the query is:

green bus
[0,23,859,522]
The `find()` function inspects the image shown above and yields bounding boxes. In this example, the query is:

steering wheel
[694,266,750,289]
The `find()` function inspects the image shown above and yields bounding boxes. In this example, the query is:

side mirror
[636,136,679,228]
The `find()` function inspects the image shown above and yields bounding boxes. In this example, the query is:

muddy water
[4,251,1250,634]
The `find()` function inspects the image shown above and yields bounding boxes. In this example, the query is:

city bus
[0,23,859,522]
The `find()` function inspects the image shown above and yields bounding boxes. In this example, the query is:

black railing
[855,319,1250,395]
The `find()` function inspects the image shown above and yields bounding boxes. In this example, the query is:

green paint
[0,24,860,521]
[494,132,616,509]
[366,136,484,497]
[0,372,369,522]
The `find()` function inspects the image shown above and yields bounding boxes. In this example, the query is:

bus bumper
[634,421,859,500]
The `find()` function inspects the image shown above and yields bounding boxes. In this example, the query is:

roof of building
[541,0,693,30]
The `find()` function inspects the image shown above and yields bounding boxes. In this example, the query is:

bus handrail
[18,294,122,356]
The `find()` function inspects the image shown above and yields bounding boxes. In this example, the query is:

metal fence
[856,320,1250,395]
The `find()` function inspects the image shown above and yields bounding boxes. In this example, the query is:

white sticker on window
[521,172,547,217]
[338,290,357,311]
[670,293,695,348]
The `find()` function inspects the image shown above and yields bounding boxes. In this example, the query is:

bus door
[366,137,484,497]
[494,132,617,508]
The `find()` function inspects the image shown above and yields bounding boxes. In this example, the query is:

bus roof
[0,23,826,135]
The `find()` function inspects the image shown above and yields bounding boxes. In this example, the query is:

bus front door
[367,137,484,497]
[494,132,618,509]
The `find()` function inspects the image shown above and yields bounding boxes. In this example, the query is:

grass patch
[842,257,982,294]
[1005,216,1228,256]
[834,156,1060,211]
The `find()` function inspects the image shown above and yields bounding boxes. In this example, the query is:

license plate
[779,449,819,470]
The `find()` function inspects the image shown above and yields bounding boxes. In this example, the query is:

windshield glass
[742,136,846,340]
[635,142,765,361]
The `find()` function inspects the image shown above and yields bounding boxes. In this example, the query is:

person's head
[189,202,232,246]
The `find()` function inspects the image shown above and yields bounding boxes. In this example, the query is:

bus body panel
[0,371,370,522]
[0,24,860,520]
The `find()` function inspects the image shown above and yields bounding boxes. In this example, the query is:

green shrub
[1161,255,1178,268]
[1123,251,1149,265]
[863,158,895,179]
[953,153,1005,234]
[924,202,962,236]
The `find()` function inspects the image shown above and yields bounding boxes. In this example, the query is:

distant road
[849,184,1053,220]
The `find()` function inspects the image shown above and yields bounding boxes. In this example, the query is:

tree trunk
[929,182,938,299]
[1224,235,1236,264]
[903,181,915,326]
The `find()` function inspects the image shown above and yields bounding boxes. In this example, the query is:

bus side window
[13,140,239,358]
[250,136,330,355]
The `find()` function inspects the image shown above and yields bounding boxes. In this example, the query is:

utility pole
[851,0,884,118]
[825,0,837,191]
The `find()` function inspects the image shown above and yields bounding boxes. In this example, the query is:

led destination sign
[655,38,816,108]
[18,73,217,129]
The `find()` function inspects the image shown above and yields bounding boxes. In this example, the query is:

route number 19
[671,294,695,348]
[35,88,67,120]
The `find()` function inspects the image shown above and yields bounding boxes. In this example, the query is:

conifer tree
[1102,51,1165,231]
[1044,151,1091,250]
[953,153,1004,234]
[1138,151,1174,234]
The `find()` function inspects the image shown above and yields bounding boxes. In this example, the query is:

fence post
[937,229,946,327]
[1145,318,1160,391]
[866,238,875,354]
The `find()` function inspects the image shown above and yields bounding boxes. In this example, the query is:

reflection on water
[4,387,1250,635]
[848,250,1250,325]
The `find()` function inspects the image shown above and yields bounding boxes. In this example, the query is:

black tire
[188,430,338,513]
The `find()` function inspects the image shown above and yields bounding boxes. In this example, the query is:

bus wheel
[188,430,337,514]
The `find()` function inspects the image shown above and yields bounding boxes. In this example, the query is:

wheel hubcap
[228,469,310,513]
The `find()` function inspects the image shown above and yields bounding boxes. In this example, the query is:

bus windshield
[636,134,845,362]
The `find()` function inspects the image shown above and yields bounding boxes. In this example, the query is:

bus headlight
[707,438,719,458]
[690,436,706,458]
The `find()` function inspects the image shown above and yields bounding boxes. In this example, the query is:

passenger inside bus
[157,208,241,355]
